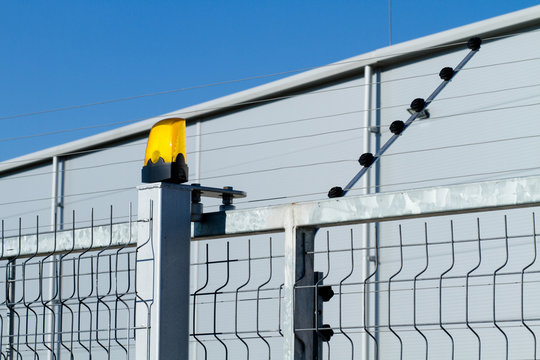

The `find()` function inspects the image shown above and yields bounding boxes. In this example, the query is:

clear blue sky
[1,1,538,162]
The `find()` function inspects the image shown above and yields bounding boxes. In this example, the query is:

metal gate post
[136,183,191,360]
[283,209,321,360]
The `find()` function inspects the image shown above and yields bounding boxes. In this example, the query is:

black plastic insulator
[410,98,426,113]
[389,120,405,135]
[318,286,335,302]
[142,153,189,184]
[467,37,482,51]
[328,186,344,198]
[358,152,375,167]
[318,324,334,342]
[439,67,454,81]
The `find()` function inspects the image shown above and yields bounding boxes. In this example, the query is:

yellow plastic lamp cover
[141,118,189,183]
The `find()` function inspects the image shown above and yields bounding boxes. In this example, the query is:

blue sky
[1,1,538,161]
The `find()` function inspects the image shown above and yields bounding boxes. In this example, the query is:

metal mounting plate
[189,183,247,199]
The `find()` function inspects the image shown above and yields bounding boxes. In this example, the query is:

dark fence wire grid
[0,207,144,360]
[303,212,540,360]
[2,202,540,359]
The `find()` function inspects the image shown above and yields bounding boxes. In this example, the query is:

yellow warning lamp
[141,118,189,183]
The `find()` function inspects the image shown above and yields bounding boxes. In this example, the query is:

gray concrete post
[136,183,191,360]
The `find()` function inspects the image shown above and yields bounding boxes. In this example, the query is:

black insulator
[410,98,425,113]
[439,67,454,81]
[318,286,335,302]
[358,152,375,167]
[328,186,344,198]
[390,120,405,135]
[318,324,334,342]
[467,37,482,51]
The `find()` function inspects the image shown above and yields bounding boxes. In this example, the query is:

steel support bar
[136,183,191,360]
[341,46,479,196]
[0,223,134,260]
[194,175,540,239]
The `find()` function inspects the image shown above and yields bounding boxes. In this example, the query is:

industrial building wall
[0,164,52,237]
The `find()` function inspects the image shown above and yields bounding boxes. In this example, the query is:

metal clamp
[189,183,247,221]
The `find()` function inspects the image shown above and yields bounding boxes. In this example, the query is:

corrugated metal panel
[0,163,52,236]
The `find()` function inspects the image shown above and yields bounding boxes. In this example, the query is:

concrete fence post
[136,183,191,360]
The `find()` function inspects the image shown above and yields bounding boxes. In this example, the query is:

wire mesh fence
[309,208,540,359]
[2,182,540,359]
[189,207,540,359]
[190,234,285,360]
[0,208,139,360]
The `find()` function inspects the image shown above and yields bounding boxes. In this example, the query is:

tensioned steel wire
[1,28,539,123]
[9,154,540,228]
[3,162,540,215]
[203,164,540,210]
[2,96,540,184]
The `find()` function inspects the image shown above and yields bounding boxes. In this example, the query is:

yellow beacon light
[141,118,189,183]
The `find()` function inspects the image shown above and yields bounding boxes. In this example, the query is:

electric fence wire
[9,115,540,185]
[2,160,540,219]
[1,95,540,179]
[3,123,540,197]
[1,56,539,146]
[1,28,538,123]
[2,131,540,212]
[5,152,540,231]
[206,164,540,210]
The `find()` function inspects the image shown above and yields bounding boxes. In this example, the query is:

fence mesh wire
[190,234,285,360]
[0,208,138,360]
[310,207,540,359]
